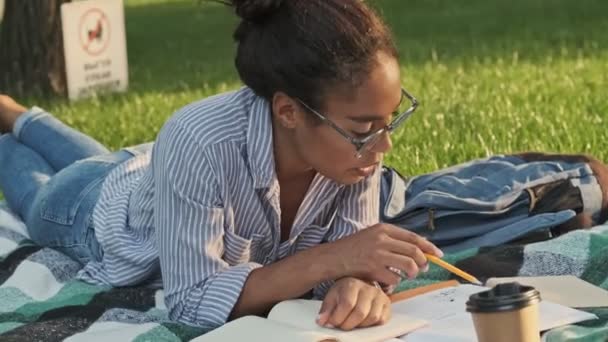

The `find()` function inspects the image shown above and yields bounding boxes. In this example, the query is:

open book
[193,299,427,342]
[393,284,597,342]
[486,275,608,308]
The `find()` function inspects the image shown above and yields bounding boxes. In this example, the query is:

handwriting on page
[392,285,486,321]
[394,284,597,342]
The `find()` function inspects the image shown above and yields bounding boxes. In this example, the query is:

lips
[356,163,378,177]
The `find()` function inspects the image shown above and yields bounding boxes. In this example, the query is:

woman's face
[294,52,403,185]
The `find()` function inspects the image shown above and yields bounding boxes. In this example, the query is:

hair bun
[232,0,284,22]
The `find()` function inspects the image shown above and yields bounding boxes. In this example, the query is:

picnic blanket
[1,204,608,342]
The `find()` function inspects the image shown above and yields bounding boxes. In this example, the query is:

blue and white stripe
[76,87,380,329]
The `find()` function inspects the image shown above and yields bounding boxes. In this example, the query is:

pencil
[424,253,483,285]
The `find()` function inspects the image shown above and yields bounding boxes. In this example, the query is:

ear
[271,92,299,129]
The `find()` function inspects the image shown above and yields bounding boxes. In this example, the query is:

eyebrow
[347,114,387,123]
[346,95,404,123]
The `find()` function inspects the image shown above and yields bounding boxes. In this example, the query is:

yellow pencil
[424,253,483,286]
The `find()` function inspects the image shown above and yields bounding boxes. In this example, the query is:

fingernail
[325,324,335,329]
[437,249,444,258]
[423,263,430,272]
[316,313,327,322]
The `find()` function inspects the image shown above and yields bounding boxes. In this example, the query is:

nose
[371,131,392,154]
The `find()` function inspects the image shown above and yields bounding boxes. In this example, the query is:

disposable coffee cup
[466,282,541,342]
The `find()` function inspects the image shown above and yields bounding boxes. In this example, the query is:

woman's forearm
[229,242,340,319]
[229,223,444,320]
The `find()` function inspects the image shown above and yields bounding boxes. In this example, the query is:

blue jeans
[0,108,150,265]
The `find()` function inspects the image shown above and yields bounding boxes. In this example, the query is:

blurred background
[1,0,607,176]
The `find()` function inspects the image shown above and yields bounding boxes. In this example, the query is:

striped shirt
[76,87,380,329]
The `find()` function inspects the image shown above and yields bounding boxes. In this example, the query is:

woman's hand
[316,277,391,331]
[328,223,443,286]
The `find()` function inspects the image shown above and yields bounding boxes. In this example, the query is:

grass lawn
[23,0,608,176]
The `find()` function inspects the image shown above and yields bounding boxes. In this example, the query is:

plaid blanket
[1,205,607,342]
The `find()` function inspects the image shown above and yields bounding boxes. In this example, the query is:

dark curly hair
[221,0,398,111]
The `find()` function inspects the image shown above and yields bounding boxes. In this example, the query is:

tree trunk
[0,0,71,97]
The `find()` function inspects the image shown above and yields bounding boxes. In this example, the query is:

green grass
[25,0,608,175]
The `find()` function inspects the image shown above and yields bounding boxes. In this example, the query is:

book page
[191,315,338,342]
[268,299,427,342]
[393,285,484,324]
[392,284,597,341]
[486,275,608,308]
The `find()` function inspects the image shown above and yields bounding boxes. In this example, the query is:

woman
[0,0,443,332]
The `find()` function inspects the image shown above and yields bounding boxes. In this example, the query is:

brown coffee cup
[466,282,541,342]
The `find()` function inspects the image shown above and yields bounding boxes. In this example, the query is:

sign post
[61,0,128,100]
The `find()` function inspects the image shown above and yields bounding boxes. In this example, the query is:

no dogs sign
[61,0,128,100]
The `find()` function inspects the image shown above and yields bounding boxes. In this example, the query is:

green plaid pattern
[2,206,608,341]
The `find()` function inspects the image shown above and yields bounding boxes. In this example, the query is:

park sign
[61,0,128,100]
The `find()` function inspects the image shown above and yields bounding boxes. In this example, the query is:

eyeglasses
[296,87,419,158]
